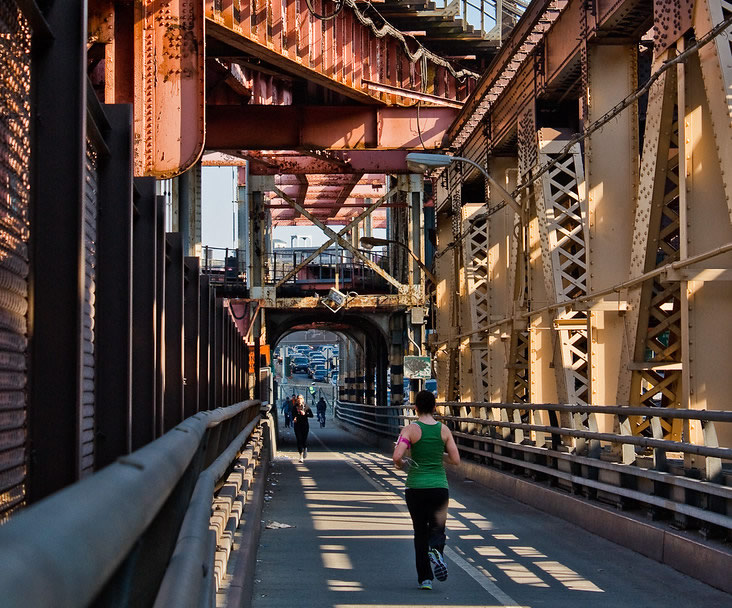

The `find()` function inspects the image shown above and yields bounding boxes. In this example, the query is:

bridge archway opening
[267,309,397,439]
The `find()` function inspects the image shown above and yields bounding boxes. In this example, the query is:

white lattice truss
[464,214,491,407]
[536,144,590,406]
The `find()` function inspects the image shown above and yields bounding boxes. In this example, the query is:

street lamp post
[360,236,437,286]
[405,152,524,222]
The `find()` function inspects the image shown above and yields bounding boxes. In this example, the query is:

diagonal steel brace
[271,186,405,291]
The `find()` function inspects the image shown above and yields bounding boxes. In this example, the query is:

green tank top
[405,421,448,489]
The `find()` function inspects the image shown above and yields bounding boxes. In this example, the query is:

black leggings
[405,487,449,582]
[294,423,309,454]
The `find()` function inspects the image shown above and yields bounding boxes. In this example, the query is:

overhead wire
[304,0,345,21]
[342,0,480,82]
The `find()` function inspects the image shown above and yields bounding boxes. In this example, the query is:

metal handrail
[0,400,261,608]
[335,399,732,529]
[154,415,261,607]
[335,400,732,460]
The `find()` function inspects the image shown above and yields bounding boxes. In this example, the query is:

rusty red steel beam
[206,105,458,150]
[133,1,205,178]
[205,0,472,106]
[204,150,419,173]
[266,203,405,208]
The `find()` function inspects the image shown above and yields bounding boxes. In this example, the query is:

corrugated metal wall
[0,1,31,522]
[81,141,98,476]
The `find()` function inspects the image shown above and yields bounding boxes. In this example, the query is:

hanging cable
[344,0,480,82]
[305,0,345,21]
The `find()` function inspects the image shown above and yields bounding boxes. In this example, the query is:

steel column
[683,48,732,458]
[164,233,184,431]
[389,314,404,407]
[28,2,87,500]
[184,257,200,418]
[95,104,134,467]
[213,298,223,407]
[131,178,158,449]
[198,276,211,411]
[585,43,638,434]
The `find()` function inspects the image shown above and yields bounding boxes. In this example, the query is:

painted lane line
[316,439,522,607]
[444,546,521,607]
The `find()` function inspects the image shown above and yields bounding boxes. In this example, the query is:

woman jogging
[393,390,460,591]
[292,394,313,463]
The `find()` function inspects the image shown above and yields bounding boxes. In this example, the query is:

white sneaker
[298,454,303,463]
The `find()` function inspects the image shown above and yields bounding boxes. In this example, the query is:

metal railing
[201,246,246,285]
[335,400,732,532]
[267,247,394,294]
[0,400,264,608]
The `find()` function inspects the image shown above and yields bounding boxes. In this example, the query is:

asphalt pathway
[252,422,731,608]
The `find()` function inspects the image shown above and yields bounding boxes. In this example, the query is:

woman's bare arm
[393,424,419,469]
[441,424,461,466]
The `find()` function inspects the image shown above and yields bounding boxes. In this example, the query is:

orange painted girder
[206,105,457,150]
[134,1,205,178]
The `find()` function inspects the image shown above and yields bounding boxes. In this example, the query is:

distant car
[312,368,328,382]
[309,363,326,379]
[425,379,437,397]
[308,357,326,374]
[330,372,338,386]
[291,356,309,374]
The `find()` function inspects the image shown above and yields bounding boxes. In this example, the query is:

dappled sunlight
[534,562,603,592]
[266,443,609,606]
[321,544,354,570]
[475,545,507,557]
[510,546,547,559]
[327,579,364,592]
[319,534,415,540]
[313,513,412,531]
[494,563,548,587]
[337,449,605,596]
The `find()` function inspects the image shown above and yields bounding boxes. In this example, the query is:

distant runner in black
[292,394,313,463]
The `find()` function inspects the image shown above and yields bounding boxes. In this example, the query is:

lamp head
[405,152,454,173]
[360,236,391,248]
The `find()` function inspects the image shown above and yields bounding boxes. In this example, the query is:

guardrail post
[703,421,722,483]
[650,415,667,472]
[618,414,636,464]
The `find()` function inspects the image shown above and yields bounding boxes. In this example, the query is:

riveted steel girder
[134,1,205,178]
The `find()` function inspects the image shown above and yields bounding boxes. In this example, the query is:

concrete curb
[336,418,732,594]
[223,431,272,608]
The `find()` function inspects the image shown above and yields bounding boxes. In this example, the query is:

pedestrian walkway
[253,424,731,608]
